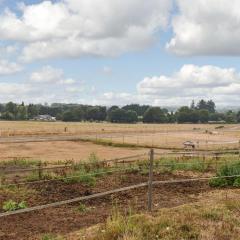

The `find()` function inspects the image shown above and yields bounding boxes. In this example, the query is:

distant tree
[125,110,138,123]
[62,111,75,122]
[198,109,209,123]
[190,100,195,109]
[108,108,137,123]
[122,104,150,116]
[197,99,216,113]
[143,107,167,123]
[1,111,15,120]
[27,104,39,119]
[5,102,17,118]
[237,111,240,123]
[225,111,237,123]
[73,107,85,121]
[16,105,28,120]
[177,106,199,123]
[86,106,106,121]
[167,111,176,123]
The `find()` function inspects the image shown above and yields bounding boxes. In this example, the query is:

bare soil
[0,172,213,240]
[0,141,146,163]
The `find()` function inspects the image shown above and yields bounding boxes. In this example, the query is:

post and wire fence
[1,148,240,218]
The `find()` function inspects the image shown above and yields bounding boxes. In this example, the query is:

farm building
[33,115,56,121]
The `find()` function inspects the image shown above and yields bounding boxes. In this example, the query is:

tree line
[0,100,240,124]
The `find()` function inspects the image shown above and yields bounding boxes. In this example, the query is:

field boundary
[1,174,240,218]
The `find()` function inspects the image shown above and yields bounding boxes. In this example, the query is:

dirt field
[0,171,213,240]
[0,121,239,163]
[0,121,239,137]
[0,141,146,163]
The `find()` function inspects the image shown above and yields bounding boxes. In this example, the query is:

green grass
[209,161,240,187]
[154,157,209,173]
[2,200,27,212]
[41,234,63,240]
[0,158,42,168]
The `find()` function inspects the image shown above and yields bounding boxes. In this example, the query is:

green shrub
[2,200,27,212]
[233,177,240,187]
[209,178,228,187]
[63,174,96,187]
[209,161,240,187]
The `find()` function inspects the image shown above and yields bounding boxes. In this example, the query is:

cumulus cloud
[167,0,240,55]
[0,59,22,75]
[137,65,240,105]
[0,0,172,62]
[30,65,76,85]
[30,65,63,83]
[0,64,80,102]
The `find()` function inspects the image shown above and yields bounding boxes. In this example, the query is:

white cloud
[137,65,240,105]
[30,65,63,83]
[0,59,22,75]
[0,0,172,61]
[30,65,76,85]
[0,82,32,95]
[167,0,240,55]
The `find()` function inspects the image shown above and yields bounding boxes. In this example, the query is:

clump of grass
[233,177,240,187]
[2,200,27,212]
[201,209,222,221]
[209,161,240,187]
[63,172,96,187]
[0,158,42,168]
[41,234,63,240]
[26,172,57,182]
[224,200,240,212]
[77,203,91,213]
[79,138,139,149]
[156,158,208,173]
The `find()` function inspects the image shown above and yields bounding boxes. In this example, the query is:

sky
[0,0,240,107]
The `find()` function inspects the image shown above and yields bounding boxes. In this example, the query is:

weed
[77,203,89,213]
[26,172,56,182]
[233,177,240,187]
[63,173,96,187]
[201,210,222,221]
[209,178,228,187]
[41,234,63,240]
[2,200,27,212]
[209,161,240,187]
[0,158,41,168]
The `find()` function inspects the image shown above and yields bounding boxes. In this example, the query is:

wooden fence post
[239,140,240,160]
[38,161,43,180]
[147,149,154,212]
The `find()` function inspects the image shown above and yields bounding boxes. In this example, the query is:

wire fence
[0,148,240,218]
[1,173,240,218]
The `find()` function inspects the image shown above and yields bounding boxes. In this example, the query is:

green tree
[143,107,167,123]
[27,104,39,119]
[16,105,28,120]
[198,109,209,123]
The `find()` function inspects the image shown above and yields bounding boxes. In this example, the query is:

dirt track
[0,172,212,240]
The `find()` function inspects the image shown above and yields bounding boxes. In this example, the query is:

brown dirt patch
[0,172,213,240]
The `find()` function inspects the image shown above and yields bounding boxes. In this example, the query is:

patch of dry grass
[67,190,240,240]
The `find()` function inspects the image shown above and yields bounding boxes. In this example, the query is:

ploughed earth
[0,171,215,240]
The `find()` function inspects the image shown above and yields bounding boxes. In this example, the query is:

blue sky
[0,0,240,106]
